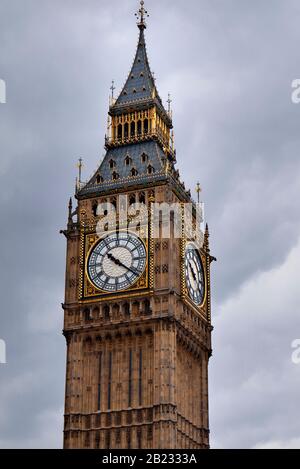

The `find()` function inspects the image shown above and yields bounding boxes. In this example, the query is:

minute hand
[189,262,197,281]
[108,253,138,276]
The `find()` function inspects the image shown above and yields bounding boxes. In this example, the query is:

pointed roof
[76,2,192,200]
[110,15,170,124]
[115,27,158,106]
[77,140,168,198]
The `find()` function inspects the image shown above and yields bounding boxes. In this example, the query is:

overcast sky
[0,0,300,449]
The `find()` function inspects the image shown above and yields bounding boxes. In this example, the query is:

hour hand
[108,253,131,270]
[107,252,124,267]
[189,262,197,281]
[107,253,138,276]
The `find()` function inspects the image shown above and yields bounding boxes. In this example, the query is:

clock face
[185,243,205,306]
[87,232,147,293]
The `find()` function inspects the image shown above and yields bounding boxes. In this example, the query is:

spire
[114,21,157,107]
[196,182,202,204]
[112,1,169,115]
[167,93,172,117]
[204,223,210,252]
[67,197,73,229]
[106,0,173,160]
[77,158,83,184]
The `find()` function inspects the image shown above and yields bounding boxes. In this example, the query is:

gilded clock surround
[180,236,208,322]
[81,229,150,301]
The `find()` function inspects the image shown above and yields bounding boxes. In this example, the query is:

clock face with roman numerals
[185,243,205,306]
[87,232,147,293]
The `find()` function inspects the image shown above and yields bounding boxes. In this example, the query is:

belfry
[62,1,213,449]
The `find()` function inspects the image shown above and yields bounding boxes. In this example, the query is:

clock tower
[62,1,213,450]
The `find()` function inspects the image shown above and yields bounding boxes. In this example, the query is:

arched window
[139,192,145,204]
[103,305,110,320]
[92,201,98,217]
[144,299,151,315]
[112,304,120,317]
[96,174,103,184]
[144,119,149,134]
[124,122,129,139]
[132,301,139,315]
[112,172,119,181]
[109,159,116,169]
[129,194,136,206]
[125,155,132,166]
[117,124,122,140]
[83,308,91,322]
[92,306,100,319]
[137,120,142,135]
[141,153,148,163]
[147,165,155,175]
[130,121,135,138]
[131,168,138,177]
[123,303,130,317]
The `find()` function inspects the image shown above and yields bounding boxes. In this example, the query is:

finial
[109,80,116,106]
[77,158,83,184]
[167,93,172,114]
[107,115,111,138]
[152,71,156,83]
[204,223,210,253]
[135,1,149,30]
[110,80,115,99]
[68,197,73,228]
[171,130,175,152]
[196,182,202,204]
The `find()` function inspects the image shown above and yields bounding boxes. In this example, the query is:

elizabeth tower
[62,1,214,450]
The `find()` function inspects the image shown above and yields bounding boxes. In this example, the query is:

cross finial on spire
[77,157,83,184]
[135,1,149,30]
[196,182,202,203]
[110,80,115,99]
[68,197,73,227]
[167,93,172,113]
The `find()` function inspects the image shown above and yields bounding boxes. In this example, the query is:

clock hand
[107,253,139,276]
[107,252,127,268]
[189,262,197,281]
